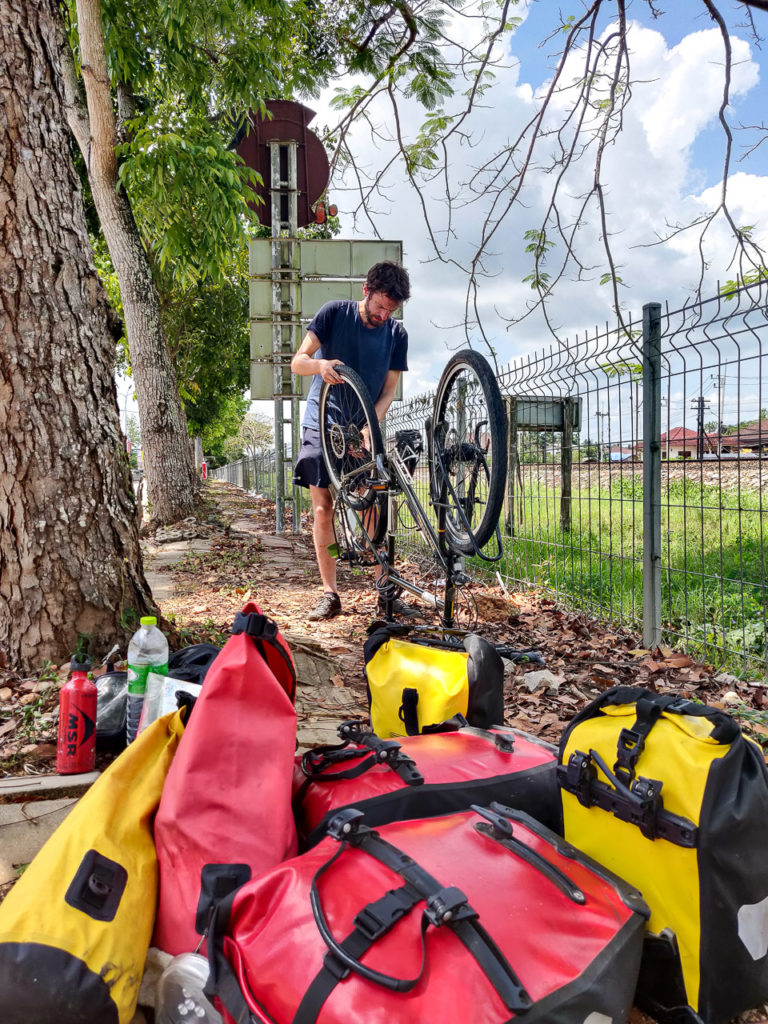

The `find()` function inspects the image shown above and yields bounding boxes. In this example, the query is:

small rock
[0,856,16,885]
[522,669,563,693]
[715,673,743,689]
[721,690,742,706]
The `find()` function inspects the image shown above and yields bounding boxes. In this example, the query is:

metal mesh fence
[388,281,768,678]
[211,280,768,677]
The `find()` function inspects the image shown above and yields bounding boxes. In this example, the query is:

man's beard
[363,295,385,326]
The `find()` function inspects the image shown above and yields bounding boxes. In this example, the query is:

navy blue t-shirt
[302,300,408,429]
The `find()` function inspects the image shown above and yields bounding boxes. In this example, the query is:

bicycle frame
[332,429,491,629]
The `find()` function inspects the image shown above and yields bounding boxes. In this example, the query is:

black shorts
[293,428,331,489]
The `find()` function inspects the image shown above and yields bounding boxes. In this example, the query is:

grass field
[494,471,768,677]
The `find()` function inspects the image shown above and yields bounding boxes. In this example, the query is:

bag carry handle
[300,722,424,787]
[471,805,586,904]
[307,809,531,1013]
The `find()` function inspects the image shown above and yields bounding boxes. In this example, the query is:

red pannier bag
[207,803,650,1024]
[293,719,561,847]
[153,602,297,956]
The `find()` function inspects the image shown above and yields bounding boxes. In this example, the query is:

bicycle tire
[319,365,387,544]
[431,349,507,554]
[332,491,388,560]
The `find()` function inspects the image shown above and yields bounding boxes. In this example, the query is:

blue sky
[512,2,768,183]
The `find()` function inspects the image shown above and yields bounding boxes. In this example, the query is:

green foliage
[199,393,251,464]
[117,112,262,287]
[721,267,768,297]
[522,229,554,291]
[601,360,642,380]
[232,412,274,459]
[63,0,335,288]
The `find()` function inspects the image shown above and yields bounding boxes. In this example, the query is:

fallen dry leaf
[330,675,345,688]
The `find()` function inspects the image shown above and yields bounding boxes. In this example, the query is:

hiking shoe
[308,592,342,621]
[377,597,421,619]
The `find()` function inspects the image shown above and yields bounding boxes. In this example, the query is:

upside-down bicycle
[318,349,508,632]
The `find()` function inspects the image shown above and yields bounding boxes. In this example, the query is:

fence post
[505,397,518,536]
[642,302,662,649]
[560,398,573,532]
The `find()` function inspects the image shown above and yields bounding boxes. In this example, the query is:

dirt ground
[1,478,767,1022]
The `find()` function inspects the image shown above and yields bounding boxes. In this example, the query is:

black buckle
[337,719,370,743]
[614,726,645,782]
[232,611,278,640]
[326,808,366,841]
[354,887,417,941]
[424,886,475,927]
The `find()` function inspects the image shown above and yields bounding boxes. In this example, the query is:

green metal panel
[298,239,402,277]
[249,240,273,275]
[249,279,274,319]
[250,322,273,359]
[301,280,360,311]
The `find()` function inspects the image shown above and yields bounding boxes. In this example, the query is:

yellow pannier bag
[557,686,768,1024]
[363,628,503,737]
[0,709,185,1024]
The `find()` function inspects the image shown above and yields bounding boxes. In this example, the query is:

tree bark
[60,0,199,524]
[0,0,156,670]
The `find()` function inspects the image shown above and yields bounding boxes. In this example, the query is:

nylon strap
[398,688,420,735]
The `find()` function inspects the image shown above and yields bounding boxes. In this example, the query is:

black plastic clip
[326,808,366,841]
[630,776,665,841]
[614,726,645,783]
[493,732,516,753]
[337,719,370,743]
[470,804,515,839]
[424,886,475,927]
[354,886,417,941]
[562,750,597,807]
[232,611,278,640]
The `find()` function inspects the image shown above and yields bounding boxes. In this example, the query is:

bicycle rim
[319,365,384,513]
[431,350,507,554]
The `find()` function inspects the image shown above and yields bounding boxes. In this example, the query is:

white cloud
[311,13,767,400]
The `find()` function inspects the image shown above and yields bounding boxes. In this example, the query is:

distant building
[719,419,768,453]
[608,447,634,462]
[658,427,717,460]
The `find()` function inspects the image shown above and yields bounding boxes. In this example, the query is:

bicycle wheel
[332,490,388,560]
[319,365,387,543]
[431,349,507,554]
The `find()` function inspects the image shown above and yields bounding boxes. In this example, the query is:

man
[291,260,417,621]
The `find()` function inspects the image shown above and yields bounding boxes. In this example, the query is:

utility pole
[710,372,726,456]
[596,410,610,462]
[691,395,711,460]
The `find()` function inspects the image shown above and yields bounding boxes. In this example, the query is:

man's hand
[318,359,344,384]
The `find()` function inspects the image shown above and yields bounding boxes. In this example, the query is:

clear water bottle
[155,953,222,1024]
[126,615,168,743]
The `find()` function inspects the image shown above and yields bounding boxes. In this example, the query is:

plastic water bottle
[126,616,168,743]
[155,953,222,1024]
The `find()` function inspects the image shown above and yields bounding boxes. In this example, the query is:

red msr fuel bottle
[56,655,97,774]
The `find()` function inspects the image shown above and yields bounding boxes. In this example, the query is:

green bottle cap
[140,616,158,626]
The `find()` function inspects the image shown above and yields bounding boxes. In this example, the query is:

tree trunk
[61,0,199,524]
[0,0,156,670]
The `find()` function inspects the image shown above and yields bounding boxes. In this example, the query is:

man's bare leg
[309,485,337,594]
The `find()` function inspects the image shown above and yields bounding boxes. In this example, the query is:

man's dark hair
[366,261,411,304]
